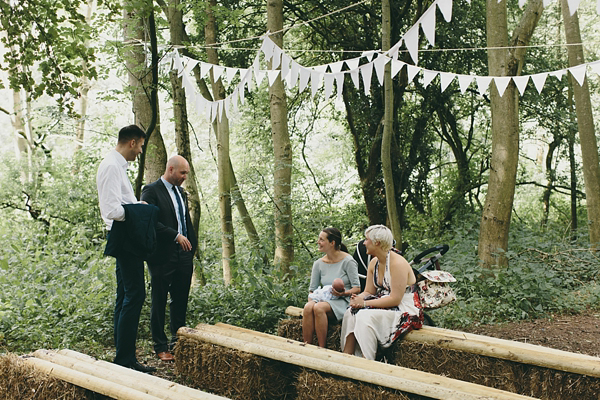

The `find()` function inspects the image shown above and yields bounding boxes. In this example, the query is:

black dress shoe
[127,361,157,373]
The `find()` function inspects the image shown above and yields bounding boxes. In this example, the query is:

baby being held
[309,278,346,302]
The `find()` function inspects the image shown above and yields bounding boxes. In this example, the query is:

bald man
[141,155,197,362]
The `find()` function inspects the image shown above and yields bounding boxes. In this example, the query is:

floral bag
[417,269,456,309]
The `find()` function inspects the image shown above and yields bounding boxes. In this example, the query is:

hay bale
[385,341,600,399]
[277,318,342,351]
[0,353,94,400]
[175,335,297,399]
[294,369,429,400]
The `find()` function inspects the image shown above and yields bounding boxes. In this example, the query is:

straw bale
[294,369,430,400]
[277,318,342,351]
[175,335,297,399]
[0,353,95,400]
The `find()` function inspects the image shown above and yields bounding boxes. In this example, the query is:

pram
[352,241,450,326]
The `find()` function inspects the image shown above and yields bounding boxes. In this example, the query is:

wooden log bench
[19,349,228,400]
[177,323,537,400]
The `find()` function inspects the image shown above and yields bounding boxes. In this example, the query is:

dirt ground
[461,312,600,358]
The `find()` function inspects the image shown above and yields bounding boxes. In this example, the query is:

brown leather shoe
[157,351,174,362]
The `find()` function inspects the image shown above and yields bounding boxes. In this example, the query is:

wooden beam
[284,305,600,377]
[181,325,536,400]
[23,356,161,400]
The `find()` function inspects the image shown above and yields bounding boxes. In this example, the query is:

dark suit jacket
[141,179,197,271]
[104,203,159,260]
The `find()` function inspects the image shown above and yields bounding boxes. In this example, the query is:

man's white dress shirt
[96,149,139,231]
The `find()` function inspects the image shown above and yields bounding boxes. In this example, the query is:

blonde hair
[365,225,393,252]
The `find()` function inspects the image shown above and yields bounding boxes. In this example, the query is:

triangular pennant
[334,72,345,99]
[373,55,390,85]
[475,76,492,94]
[200,62,212,78]
[181,58,198,78]
[493,76,511,97]
[550,69,567,80]
[350,69,360,89]
[311,70,324,98]
[391,59,406,79]
[255,70,266,87]
[512,76,529,95]
[225,67,239,82]
[440,72,456,92]
[281,53,291,80]
[420,5,436,47]
[407,64,421,82]
[543,0,553,7]
[223,97,231,120]
[589,60,600,75]
[437,0,453,22]
[252,57,261,83]
[238,79,246,105]
[567,0,582,15]
[568,64,587,86]
[174,50,184,74]
[211,101,218,123]
[217,100,224,122]
[403,25,420,65]
[272,46,282,69]
[195,96,204,117]
[260,36,275,61]
[290,60,300,88]
[212,65,224,83]
[423,69,438,87]
[345,57,360,71]
[299,67,311,93]
[360,63,374,96]
[457,75,473,94]
[362,50,377,62]
[328,60,344,74]
[232,88,239,114]
[267,70,281,86]
[313,65,328,74]
[323,73,335,98]
[531,73,548,94]
[518,0,526,7]
[387,40,402,59]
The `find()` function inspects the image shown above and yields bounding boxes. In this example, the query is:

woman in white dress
[303,227,361,348]
[341,225,423,360]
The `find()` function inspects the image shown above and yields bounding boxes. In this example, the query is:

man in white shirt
[96,125,156,373]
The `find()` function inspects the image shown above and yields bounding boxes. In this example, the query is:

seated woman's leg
[352,311,379,360]
[313,301,333,348]
[302,301,316,344]
[341,308,357,354]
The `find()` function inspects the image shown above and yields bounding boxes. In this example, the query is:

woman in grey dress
[302,227,360,347]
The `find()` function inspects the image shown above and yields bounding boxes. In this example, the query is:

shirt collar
[111,149,129,169]
[161,177,174,191]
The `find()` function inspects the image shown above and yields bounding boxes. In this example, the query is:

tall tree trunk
[123,5,166,192]
[478,0,543,266]
[380,0,400,242]
[205,0,235,285]
[267,0,293,276]
[541,139,559,227]
[560,0,600,247]
[166,0,202,242]
[75,0,95,154]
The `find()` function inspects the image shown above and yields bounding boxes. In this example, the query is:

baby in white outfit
[309,278,345,302]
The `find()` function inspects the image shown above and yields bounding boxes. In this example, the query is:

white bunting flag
[345,57,360,71]
[224,97,231,120]
[457,75,473,94]
[212,65,224,83]
[373,55,390,85]
[181,58,198,78]
[423,69,438,87]
[391,59,406,78]
[350,69,360,89]
[311,69,324,98]
[281,54,291,80]
[407,64,421,83]
[530,72,548,94]
[211,101,218,123]
[475,76,492,94]
[225,67,239,82]
[420,5,437,47]
[272,46,282,69]
[404,25,420,65]
[569,64,587,86]
[550,69,567,80]
[328,60,344,74]
[174,51,184,74]
[313,65,328,74]
[255,70,266,87]
[238,79,246,105]
[267,70,281,87]
[360,62,374,95]
[589,60,600,75]
[566,0,582,15]
[334,72,345,99]
[494,76,511,97]
[290,60,300,88]
[440,72,456,92]
[299,66,311,93]
[323,73,335,98]
[387,40,402,60]
[217,100,224,122]
[518,0,526,7]
[195,96,204,118]
[200,61,212,79]
[232,88,239,114]
[512,75,529,95]
[362,50,377,62]
[437,0,453,22]
[260,36,275,61]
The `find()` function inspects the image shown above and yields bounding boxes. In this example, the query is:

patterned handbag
[417,269,456,309]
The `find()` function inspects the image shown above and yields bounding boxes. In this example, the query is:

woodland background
[1,0,600,360]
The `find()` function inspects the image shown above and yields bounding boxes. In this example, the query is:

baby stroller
[352,241,449,326]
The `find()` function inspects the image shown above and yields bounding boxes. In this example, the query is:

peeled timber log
[285,305,600,378]
[180,325,536,400]
[33,349,224,400]
[23,356,161,400]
